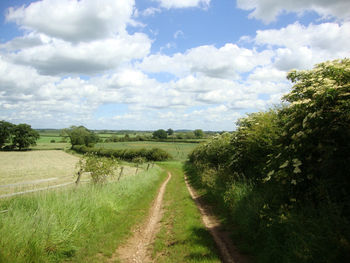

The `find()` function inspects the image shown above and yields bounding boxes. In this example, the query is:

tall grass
[0,167,165,263]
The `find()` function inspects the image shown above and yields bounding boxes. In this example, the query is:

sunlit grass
[0,167,165,263]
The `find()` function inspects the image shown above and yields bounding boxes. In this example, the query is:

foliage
[194,129,204,138]
[166,128,174,135]
[77,153,118,184]
[62,126,99,147]
[188,58,350,262]
[152,129,168,139]
[72,145,171,161]
[0,121,39,150]
[11,123,40,150]
[265,58,350,206]
[0,120,14,148]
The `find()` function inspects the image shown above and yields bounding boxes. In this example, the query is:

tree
[0,121,14,149]
[62,126,99,147]
[152,129,167,139]
[167,128,174,135]
[194,129,204,138]
[12,124,39,150]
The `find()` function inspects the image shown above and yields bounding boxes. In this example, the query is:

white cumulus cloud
[139,43,273,79]
[6,0,135,42]
[154,0,210,9]
[4,33,151,75]
[237,0,350,23]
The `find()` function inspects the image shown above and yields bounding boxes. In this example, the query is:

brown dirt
[184,175,251,263]
[110,172,172,263]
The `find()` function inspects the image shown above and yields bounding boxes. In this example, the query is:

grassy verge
[184,162,350,263]
[153,161,221,262]
[0,167,166,263]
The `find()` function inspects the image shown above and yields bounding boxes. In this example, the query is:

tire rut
[111,172,172,263]
[184,175,251,263]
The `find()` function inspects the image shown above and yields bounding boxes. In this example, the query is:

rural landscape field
[1,0,350,263]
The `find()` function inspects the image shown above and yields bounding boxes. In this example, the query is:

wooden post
[75,169,83,186]
[118,167,124,181]
[147,163,150,170]
[135,164,139,175]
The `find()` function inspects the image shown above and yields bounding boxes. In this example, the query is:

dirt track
[112,172,172,263]
[184,175,251,263]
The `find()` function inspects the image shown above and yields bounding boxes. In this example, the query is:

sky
[0,0,349,131]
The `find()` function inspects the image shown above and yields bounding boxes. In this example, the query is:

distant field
[0,150,139,196]
[96,141,200,161]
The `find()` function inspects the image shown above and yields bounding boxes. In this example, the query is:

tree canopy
[62,126,99,147]
[194,129,204,138]
[152,129,168,139]
[0,121,39,150]
[0,121,14,148]
[167,128,174,135]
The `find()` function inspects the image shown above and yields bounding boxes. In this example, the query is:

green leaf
[279,160,289,169]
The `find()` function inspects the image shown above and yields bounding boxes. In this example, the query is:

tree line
[0,121,39,150]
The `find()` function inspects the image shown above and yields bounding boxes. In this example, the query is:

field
[96,141,199,161]
[0,150,139,196]
[0,166,166,262]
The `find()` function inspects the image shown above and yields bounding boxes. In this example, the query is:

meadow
[0,167,165,263]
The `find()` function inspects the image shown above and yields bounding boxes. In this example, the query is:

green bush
[187,58,350,263]
[72,145,171,161]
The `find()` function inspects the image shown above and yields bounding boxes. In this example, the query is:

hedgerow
[187,58,350,262]
[72,145,171,161]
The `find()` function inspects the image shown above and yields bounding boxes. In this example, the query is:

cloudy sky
[0,0,349,130]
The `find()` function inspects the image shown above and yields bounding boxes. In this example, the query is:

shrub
[72,145,171,161]
[187,58,350,263]
[77,153,118,184]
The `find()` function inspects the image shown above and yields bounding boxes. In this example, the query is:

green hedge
[187,59,350,262]
[72,145,171,161]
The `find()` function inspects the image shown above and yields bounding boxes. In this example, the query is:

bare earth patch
[184,175,251,263]
[111,172,172,263]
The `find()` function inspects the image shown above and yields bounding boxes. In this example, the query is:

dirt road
[184,175,251,263]
[112,172,172,263]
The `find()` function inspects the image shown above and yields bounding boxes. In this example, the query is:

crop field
[0,150,139,196]
[96,141,200,161]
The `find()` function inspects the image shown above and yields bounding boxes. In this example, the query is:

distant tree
[152,129,168,139]
[167,128,174,136]
[0,121,14,149]
[194,129,204,138]
[12,124,40,150]
[62,126,99,147]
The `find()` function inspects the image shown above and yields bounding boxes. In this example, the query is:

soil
[110,172,172,263]
[184,175,251,263]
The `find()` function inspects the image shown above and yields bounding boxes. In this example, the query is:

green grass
[152,161,221,262]
[0,167,166,263]
[97,141,199,161]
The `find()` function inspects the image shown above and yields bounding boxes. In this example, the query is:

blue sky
[0,0,349,130]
